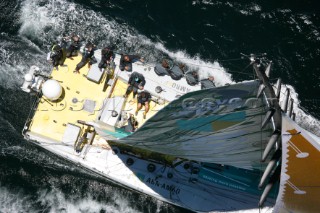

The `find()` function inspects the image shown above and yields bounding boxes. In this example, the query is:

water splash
[0,183,141,213]
[16,0,233,87]
[278,84,320,136]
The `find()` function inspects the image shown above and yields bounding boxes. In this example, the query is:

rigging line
[240,62,254,74]
[184,63,226,70]
[227,70,254,77]
[217,57,244,62]
[162,56,244,63]
[223,61,254,76]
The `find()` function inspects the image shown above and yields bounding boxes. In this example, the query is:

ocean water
[0,0,319,212]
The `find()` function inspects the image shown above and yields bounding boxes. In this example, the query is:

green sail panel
[115,80,272,170]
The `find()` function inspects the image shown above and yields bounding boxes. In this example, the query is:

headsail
[113,80,273,170]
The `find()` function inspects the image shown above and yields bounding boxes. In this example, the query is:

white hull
[27,132,273,213]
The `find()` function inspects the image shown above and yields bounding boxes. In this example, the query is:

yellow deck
[28,54,167,143]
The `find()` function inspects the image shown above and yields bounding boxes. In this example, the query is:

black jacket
[128,72,146,87]
[120,55,140,70]
[138,92,151,103]
[120,55,140,63]
[101,47,113,60]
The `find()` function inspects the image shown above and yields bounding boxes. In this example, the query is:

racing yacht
[21,48,320,212]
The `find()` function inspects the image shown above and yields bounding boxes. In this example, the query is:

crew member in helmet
[119,54,144,71]
[135,91,152,119]
[73,42,97,74]
[124,72,146,98]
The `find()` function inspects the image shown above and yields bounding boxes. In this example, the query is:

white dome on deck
[42,79,62,101]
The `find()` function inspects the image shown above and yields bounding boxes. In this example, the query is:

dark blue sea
[0,0,319,212]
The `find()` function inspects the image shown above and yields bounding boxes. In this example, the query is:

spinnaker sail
[112,80,273,170]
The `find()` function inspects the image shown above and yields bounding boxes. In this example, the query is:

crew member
[66,34,81,58]
[186,70,199,86]
[136,91,152,119]
[48,44,63,70]
[98,47,114,70]
[200,75,215,89]
[119,54,144,71]
[123,114,139,132]
[74,42,97,74]
[124,72,146,98]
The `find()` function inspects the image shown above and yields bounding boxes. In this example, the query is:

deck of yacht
[27,53,168,145]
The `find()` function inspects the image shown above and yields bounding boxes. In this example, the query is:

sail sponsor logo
[200,174,247,191]
[178,96,262,114]
[145,177,181,195]
[182,97,252,110]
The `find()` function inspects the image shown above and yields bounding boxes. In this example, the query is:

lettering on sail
[146,178,181,195]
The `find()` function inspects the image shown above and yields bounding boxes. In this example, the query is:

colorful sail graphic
[274,115,320,213]
[114,80,272,170]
